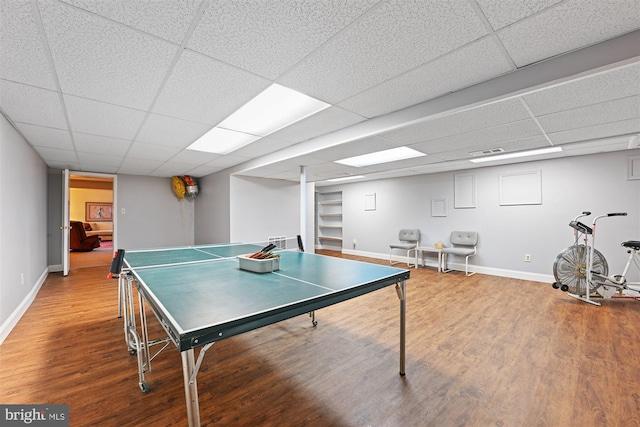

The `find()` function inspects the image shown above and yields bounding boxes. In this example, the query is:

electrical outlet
[524,254,531,262]
[21,273,25,285]
[352,239,357,247]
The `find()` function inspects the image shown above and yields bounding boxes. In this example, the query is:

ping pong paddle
[249,243,277,259]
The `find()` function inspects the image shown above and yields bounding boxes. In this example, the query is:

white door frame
[62,169,70,276]
[63,170,118,275]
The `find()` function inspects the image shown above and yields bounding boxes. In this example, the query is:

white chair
[442,231,478,276]
[389,229,420,268]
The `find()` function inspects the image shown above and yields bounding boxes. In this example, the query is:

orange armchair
[70,221,100,251]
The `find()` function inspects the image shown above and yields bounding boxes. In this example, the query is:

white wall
[195,172,315,250]
[194,170,231,244]
[229,176,301,243]
[321,150,640,282]
[116,175,195,249]
[0,114,48,343]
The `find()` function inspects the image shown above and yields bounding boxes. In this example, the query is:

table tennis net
[123,236,304,270]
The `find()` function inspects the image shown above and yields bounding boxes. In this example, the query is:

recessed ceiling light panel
[219,84,330,137]
[187,127,260,154]
[187,84,330,154]
[335,147,426,167]
[327,175,366,182]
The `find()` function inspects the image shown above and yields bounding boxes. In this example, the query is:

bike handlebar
[607,212,627,216]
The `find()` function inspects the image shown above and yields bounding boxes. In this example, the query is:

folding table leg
[181,349,201,427]
[396,280,406,376]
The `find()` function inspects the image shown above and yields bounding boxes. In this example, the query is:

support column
[299,166,307,252]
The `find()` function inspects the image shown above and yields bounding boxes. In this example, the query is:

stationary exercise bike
[551,211,640,306]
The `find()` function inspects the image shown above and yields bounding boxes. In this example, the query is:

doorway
[67,174,115,271]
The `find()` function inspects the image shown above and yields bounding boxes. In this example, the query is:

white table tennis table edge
[129,259,405,337]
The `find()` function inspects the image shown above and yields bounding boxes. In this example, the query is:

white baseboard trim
[0,267,49,346]
[49,264,63,273]
[342,249,554,283]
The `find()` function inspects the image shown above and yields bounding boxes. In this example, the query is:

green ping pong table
[118,242,410,427]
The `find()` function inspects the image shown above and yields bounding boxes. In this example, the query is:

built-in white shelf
[316,191,343,251]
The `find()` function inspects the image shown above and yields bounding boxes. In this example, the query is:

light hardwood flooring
[1,250,639,426]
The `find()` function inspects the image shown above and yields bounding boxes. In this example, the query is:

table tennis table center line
[270,271,336,292]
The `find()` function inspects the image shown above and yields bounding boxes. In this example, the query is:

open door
[62,171,117,274]
[62,169,70,276]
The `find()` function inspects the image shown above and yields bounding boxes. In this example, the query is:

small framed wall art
[86,202,113,221]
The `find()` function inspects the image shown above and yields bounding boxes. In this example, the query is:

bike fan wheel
[553,244,608,295]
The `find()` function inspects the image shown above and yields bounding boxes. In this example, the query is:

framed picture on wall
[86,202,113,221]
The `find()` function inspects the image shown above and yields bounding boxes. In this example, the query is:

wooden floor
[2,250,640,426]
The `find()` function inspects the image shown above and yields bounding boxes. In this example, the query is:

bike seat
[621,241,640,251]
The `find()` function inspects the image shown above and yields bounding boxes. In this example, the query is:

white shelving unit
[316,191,342,251]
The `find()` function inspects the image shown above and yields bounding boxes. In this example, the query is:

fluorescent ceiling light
[335,147,426,167]
[470,147,562,163]
[327,175,366,182]
[187,127,260,155]
[220,84,330,136]
[187,84,330,154]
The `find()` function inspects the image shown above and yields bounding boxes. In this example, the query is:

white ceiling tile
[149,162,201,177]
[188,0,377,79]
[0,80,67,129]
[523,63,640,115]
[76,161,120,174]
[537,95,640,133]
[381,98,532,145]
[236,167,284,179]
[32,145,78,163]
[39,0,177,110]
[153,50,270,125]
[77,151,123,168]
[339,37,513,118]
[126,142,181,162]
[117,157,165,175]
[185,164,226,178]
[547,118,640,145]
[410,119,543,153]
[267,106,366,144]
[205,153,252,170]
[232,136,298,159]
[497,0,640,67]
[136,114,212,148]
[15,123,73,150]
[62,0,202,44]
[0,1,57,89]
[1,0,637,179]
[476,0,563,31]
[64,95,145,140]
[73,133,131,156]
[170,149,220,164]
[46,159,82,170]
[279,0,488,104]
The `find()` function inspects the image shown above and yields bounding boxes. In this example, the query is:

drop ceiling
[1,0,639,186]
